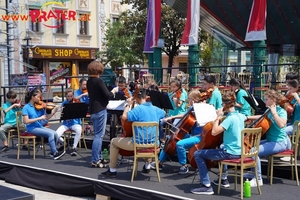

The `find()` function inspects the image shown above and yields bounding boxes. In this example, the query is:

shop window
[79,61,90,76]
[79,14,89,35]
[49,61,71,96]
[27,60,43,73]
[29,9,40,32]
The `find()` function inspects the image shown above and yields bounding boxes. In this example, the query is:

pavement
[0,180,96,200]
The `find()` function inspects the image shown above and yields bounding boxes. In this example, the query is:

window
[112,17,119,23]
[29,9,40,32]
[79,14,88,35]
[179,62,188,73]
[56,18,65,33]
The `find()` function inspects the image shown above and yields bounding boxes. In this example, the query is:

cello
[163,106,196,155]
[119,84,140,157]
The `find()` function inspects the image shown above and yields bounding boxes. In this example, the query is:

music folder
[148,90,174,110]
[60,102,89,120]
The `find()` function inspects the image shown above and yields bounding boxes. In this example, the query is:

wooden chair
[238,72,252,90]
[142,73,154,87]
[131,122,161,182]
[217,127,262,199]
[159,73,170,93]
[267,121,300,185]
[197,71,205,88]
[177,73,189,91]
[261,72,272,88]
[16,111,46,159]
[63,117,88,152]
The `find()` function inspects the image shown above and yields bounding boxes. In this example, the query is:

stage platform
[0,146,299,200]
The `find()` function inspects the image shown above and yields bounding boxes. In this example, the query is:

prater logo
[1,2,90,28]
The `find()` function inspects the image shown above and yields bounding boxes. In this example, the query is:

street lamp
[22,31,33,71]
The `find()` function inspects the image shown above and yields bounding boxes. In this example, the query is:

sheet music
[107,100,125,110]
[250,94,259,106]
[193,103,217,126]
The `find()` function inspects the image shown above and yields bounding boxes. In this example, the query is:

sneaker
[212,178,230,188]
[53,151,66,160]
[249,178,263,187]
[101,169,117,177]
[1,146,10,153]
[179,165,189,174]
[190,184,214,195]
[280,156,294,162]
[57,144,67,152]
[142,165,151,174]
[70,148,77,156]
[150,161,163,170]
[91,160,107,168]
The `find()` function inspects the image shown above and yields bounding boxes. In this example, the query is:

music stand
[60,103,89,120]
[243,96,267,114]
[110,93,127,101]
[149,90,174,110]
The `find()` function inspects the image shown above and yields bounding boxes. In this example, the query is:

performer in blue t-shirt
[74,78,89,104]
[101,89,166,177]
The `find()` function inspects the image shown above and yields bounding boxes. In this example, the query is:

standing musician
[247,89,288,187]
[159,79,188,143]
[101,89,165,176]
[203,75,223,110]
[284,80,300,153]
[22,87,66,160]
[75,78,89,104]
[190,91,246,195]
[152,90,203,174]
[56,88,82,156]
[229,78,251,116]
[0,90,21,153]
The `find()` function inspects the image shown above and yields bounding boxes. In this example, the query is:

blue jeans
[30,127,58,154]
[255,139,287,180]
[194,149,240,185]
[159,118,180,140]
[90,109,107,163]
[159,134,201,165]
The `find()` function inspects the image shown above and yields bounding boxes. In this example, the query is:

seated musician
[247,89,288,187]
[202,75,223,110]
[56,88,82,156]
[190,91,246,195]
[111,76,132,100]
[159,79,188,143]
[22,87,66,160]
[152,90,203,174]
[101,89,165,176]
[229,78,251,116]
[282,80,300,160]
[75,78,89,104]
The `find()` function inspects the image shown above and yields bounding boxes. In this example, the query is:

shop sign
[32,47,97,59]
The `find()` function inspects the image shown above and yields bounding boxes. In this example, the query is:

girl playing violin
[56,88,82,156]
[22,87,66,160]
[247,89,288,187]
[284,80,300,151]
[74,78,89,104]
[229,78,251,116]
[159,79,188,142]
[190,91,246,195]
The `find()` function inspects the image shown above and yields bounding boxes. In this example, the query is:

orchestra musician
[0,90,21,153]
[151,90,203,174]
[56,88,82,156]
[22,87,66,160]
[75,78,89,104]
[190,91,246,195]
[159,79,188,143]
[111,76,132,99]
[247,89,288,187]
[202,75,223,110]
[87,61,118,167]
[101,89,165,176]
[229,78,251,116]
[283,80,300,160]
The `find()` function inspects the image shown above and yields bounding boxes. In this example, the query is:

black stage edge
[0,161,193,200]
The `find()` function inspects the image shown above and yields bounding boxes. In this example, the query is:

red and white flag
[245,0,267,41]
[181,0,200,45]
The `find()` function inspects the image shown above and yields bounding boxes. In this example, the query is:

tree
[98,20,142,72]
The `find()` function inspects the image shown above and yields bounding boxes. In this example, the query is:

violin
[199,88,214,101]
[279,94,294,118]
[122,88,131,99]
[70,98,81,103]
[82,89,88,93]
[34,101,56,114]
[14,99,25,108]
